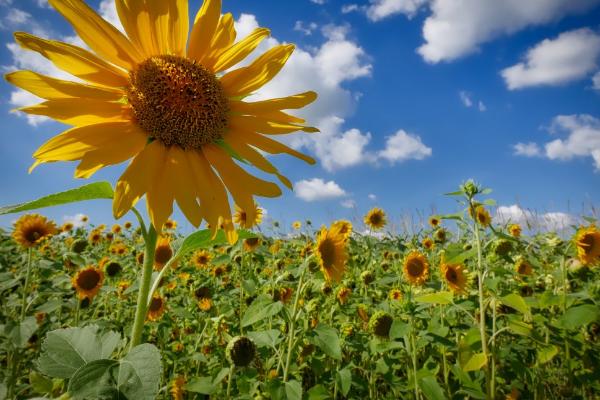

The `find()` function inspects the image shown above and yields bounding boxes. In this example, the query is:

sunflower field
[1,181,599,400]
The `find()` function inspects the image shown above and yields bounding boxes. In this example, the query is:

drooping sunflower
[72,266,104,299]
[403,251,429,286]
[574,225,600,265]
[7,0,317,243]
[12,214,57,248]
[233,203,263,228]
[314,223,348,282]
[147,294,167,321]
[515,258,533,276]
[336,286,351,305]
[192,249,212,268]
[154,236,174,270]
[364,208,387,230]
[441,262,470,294]
[508,224,522,238]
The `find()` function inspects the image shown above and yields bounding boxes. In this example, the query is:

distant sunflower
[8,0,318,241]
[147,294,166,321]
[473,205,492,227]
[364,208,386,230]
[292,221,302,230]
[441,263,469,294]
[574,225,600,265]
[332,220,353,239]
[434,228,447,243]
[508,224,522,238]
[428,216,440,228]
[336,287,351,305]
[243,237,261,252]
[124,221,132,229]
[422,237,434,250]
[164,219,177,230]
[403,251,429,286]
[515,259,533,276]
[154,236,173,270]
[389,288,403,301]
[12,214,57,248]
[88,229,102,245]
[192,249,212,268]
[314,223,348,282]
[111,224,122,234]
[72,266,104,299]
[233,203,263,228]
[61,222,74,233]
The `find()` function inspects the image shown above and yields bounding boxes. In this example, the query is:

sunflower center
[77,269,101,290]
[581,233,595,254]
[445,267,458,283]
[24,228,42,244]
[155,245,173,265]
[370,214,382,225]
[406,259,424,277]
[127,55,229,149]
[149,297,164,312]
[318,238,336,267]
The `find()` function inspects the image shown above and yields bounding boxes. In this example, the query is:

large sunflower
[12,214,57,248]
[440,262,470,294]
[364,208,387,231]
[314,223,348,282]
[7,0,317,242]
[403,251,429,286]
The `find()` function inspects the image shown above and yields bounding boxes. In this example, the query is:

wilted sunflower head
[314,224,348,282]
[147,294,166,321]
[441,263,470,294]
[369,311,393,339]
[72,266,104,299]
[403,251,429,286]
[364,208,387,231]
[574,225,600,265]
[71,238,88,254]
[360,270,375,285]
[233,204,263,229]
[226,336,256,367]
[508,224,522,238]
[12,214,57,248]
[154,236,173,268]
[192,249,212,268]
[494,239,513,257]
[8,0,318,242]
[243,237,261,252]
[515,258,534,276]
[104,261,123,277]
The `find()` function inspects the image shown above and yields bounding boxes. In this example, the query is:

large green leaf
[242,295,283,327]
[0,182,113,215]
[285,380,303,400]
[116,344,162,400]
[313,324,341,360]
[560,304,600,329]
[68,359,118,399]
[462,353,487,372]
[175,229,256,258]
[337,368,352,397]
[6,317,37,348]
[415,291,454,305]
[419,376,447,400]
[500,294,530,317]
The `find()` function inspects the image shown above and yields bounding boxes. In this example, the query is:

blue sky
[0,0,599,234]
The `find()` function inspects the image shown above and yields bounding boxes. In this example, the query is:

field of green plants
[1,182,599,400]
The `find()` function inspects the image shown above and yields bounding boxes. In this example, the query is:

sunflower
[154,236,174,270]
[472,205,492,227]
[364,208,387,230]
[61,222,74,233]
[170,376,186,400]
[198,298,213,311]
[332,220,353,240]
[88,229,102,245]
[80,215,89,223]
[12,214,57,248]
[441,263,470,294]
[428,216,440,228]
[508,224,522,238]
[403,251,429,286]
[191,250,212,269]
[8,0,317,242]
[111,224,122,234]
[147,294,166,321]
[314,224,348,282]
[233,203,263,228]
[164,219,177,230]
[72,266,104,299]
[574,225,600,265]
[422,237,434,250]
[292,221,302,230]
[243,237,261,252]
[389,288,403,301]
[124,221,132,229]
[336,287,351,305]
[515,259,533,276]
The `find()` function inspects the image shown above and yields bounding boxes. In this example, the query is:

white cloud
[366,0,429,21]
[417,0,599,63]
[378,130,432,164]
[341,199,356,208]
[478,101,486,112]
[63,214,88,228]
[342,4,360,13]
[310,0,326,4]
[36,0,50,8]
[513,142,542,157]
[295,178,347,201]
[496,205,576,232]
[459,91,473,107]
[98,0,123,31]
[502,28,600,90]
[294,21,318,36]
[368,194,377,200]
[593,71,600,90]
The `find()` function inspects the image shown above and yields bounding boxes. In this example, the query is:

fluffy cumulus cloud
[502,28,600,90]
[514,114,600,170]
[294,178,347,201]
[496,205,576,232]
[366,0,429,21]
[593,71,600,90]
[416,0,599,63]
[378,130,432,164]
[62,214,88,229]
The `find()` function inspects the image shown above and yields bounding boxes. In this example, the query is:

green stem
[226,366,234,399]
[491,299,497,398]
[239,250,245,334]
[410,319,420,400]
[283,263,308,382]
[19,248,33,320]
[74,298,81,327]
[560,256,572,384]
[129,225,158,351]
[473,215,491,398]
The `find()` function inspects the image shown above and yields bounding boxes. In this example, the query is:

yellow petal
[18,99,131,126]
[14,32,129,88]
[146,146,174,231]
[230,91,317,113]
[48,0,143,70]
[220,44,295,97]
[168,147,203,227]
[5,71,124,101]
[235,130,316,165]
[201,13,236,69]
[212,28,270,73]
[33,121,147,162]
[230,115,319,135]
[188,0,221,61]
[113,141,164,219]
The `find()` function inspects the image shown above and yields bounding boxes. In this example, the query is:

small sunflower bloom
[233,203,263,228]
[473,205,492,227]
[441,262,470,295]
[12,214,57,248]
[574,225,600,265]
[154,236,174,270]
[314,223,348,282]
[389,288,403,301]
[88,229,102,245]
[422,237,434,250]
[403,251,429,286]
[336,286,351,305]
[61,222,74,233]
[332,220,353,240]
[364,208,387,231]
[72,266,104,300]
[428,216,440,228]
[163,219,177,230]
[508,224,522,238]
[515,258,534,276]
[147,294,166,321]
[192,249,212,268]
[243,237,261,252]
[111,224,122,234]
[292,221,302,230]
[198,298,212,312]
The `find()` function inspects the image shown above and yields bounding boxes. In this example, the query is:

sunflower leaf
[0,182,113,215]
[175,229,256,259]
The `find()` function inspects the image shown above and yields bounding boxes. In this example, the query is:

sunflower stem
[19,248,33,320]
[129,225,158,350]
[283,261,308,382]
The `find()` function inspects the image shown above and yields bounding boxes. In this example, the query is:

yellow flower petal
[146,147,174,232]
[48,0,143,70]
[236,130,316,165]
[221,44,295,97]
[14,32,129,87]
[212,28,270,73]
[5,71,124,101]
[202,13,236,69]
[167,147,203,227]
[18,99,130,126]
[230,91,317,114]
[230,115,319,135]
[188,0,221,61]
